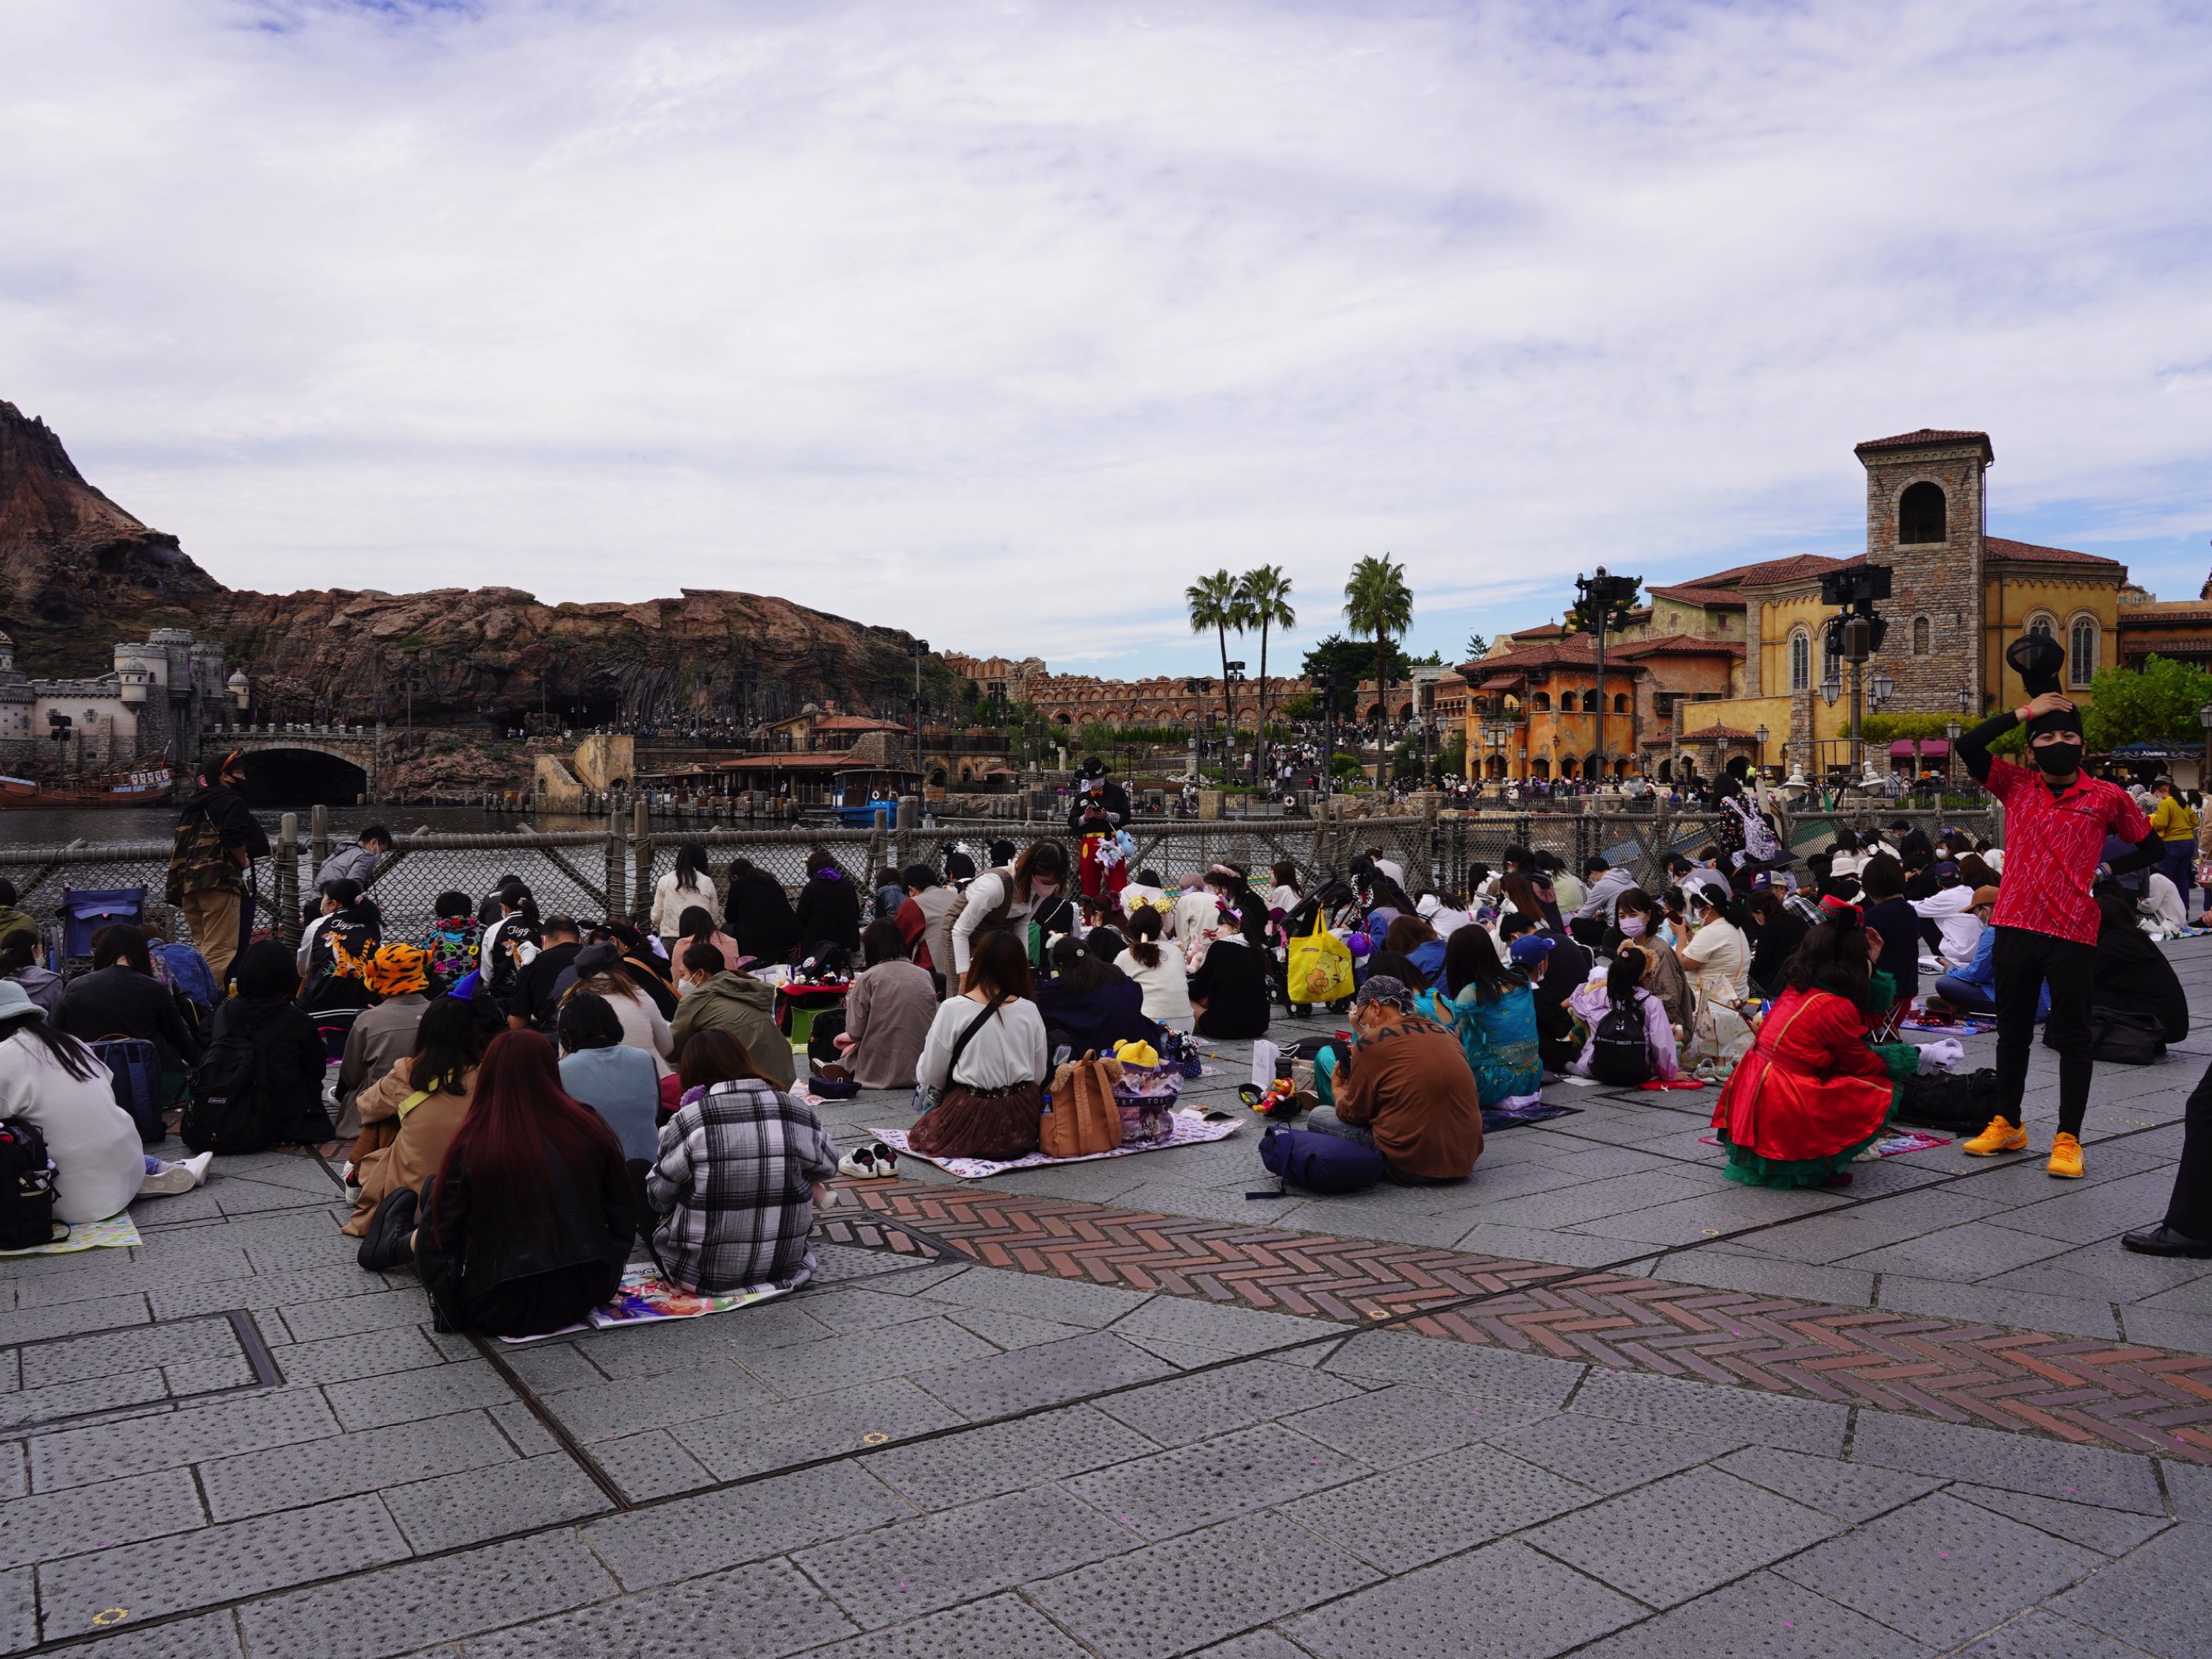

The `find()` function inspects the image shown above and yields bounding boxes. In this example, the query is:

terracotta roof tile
[1681,724,1762,741]
[1855,428,1994,457]
[1682,552,1848,589]
[1983,535,2121,567]
[1648,585,1747,608]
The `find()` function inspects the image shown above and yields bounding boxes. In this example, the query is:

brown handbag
[1042,1054,1124,1158]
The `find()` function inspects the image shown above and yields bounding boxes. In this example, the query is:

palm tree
[1186,568,1243,773]
[1343,554,1413,784]
[1236,566,1296,785]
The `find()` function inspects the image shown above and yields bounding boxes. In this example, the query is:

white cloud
[3,0,2209,675]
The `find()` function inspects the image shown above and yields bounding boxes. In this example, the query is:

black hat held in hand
[2006,635,2081,738]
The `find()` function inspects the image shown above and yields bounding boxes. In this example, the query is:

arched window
[2069,617,2098,687]
[2028,614,2055,639]
[1530,692,1552,712]
[1577,691,1596,713]
[1789,630,1811,691]
[1613,693,1629,713]
[1912,615,1931,655]
[1898,481,1947,544]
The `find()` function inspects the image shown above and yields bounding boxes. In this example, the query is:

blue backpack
[1248,1123,1389,1198]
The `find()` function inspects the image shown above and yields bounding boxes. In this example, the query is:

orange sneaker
[1962,1115,2030,1156]
[2046,1132,2084,1179]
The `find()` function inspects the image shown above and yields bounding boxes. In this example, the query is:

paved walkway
[5,941,2212,1656]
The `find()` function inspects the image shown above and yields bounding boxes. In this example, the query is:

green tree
[1300,633,1407,714]
[1235,565,1296,784]
[1344,554,1414,781]
[1464,631,1489,660]
[2082,654,2212,750]
[1187,569,1245,773]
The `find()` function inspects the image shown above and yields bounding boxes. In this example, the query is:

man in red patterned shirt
[1956,638,2163,1179]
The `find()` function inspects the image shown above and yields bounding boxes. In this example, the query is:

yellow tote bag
[1287,912,1354,1006]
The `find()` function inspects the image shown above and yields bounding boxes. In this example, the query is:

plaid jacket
[645,1078,839,1295]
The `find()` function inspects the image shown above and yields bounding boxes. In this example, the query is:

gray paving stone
[2119,1304,2212,1355]
[797,1593,1095,1659]
[1776,1492,2104,1648]
[461,1558,856,1658]
[1093,1356,1361,1448]
[198,1408,515,1521]
[1281,1443,1597,1574]
[386,1453,609,1553]
[591,1429,717,1501]
[1063,1421,1368,1539]
[1321,1327,1586,1405]
[1448,1222,1659,1268]
[1104,1294,1322,1357]
[236,1531,612,1659]
[739,1317,1001,1398]
[1524,1465,1841,1608]
[487,1399,561,1458]
[2048,1520,2212,1659]
[1849,1412,2165,1513]
[540,1360,779,1442]
[258,1325,450,1386]
[1488,1410,1740,1495]
[675,1378,967,1480]
[835,1262,973,1300]
[1284,1381,1540,1469]
[30,1386,340,1492]
[937,1307,1091,1350]
[0,1292,149,1347]
[567,1303,833,1378]
[0,1566,31,1654]
[497,1341,607,1392]
[18,1315,243,1387]
[1187,1636,1311,1659]
[151,1264,385,1321]
[909,1266,1155,1328]
[1574,1568,1936,1659]
[1286,1538,1645,1659]
[0,1368,169,1432]
[1716,1444,1943,1523]
[2165,1457,2212,1522]
[61,1609,246,1657]
[1948,1483,2172,1556]
[1745,1190,2007,1265]
[0,1446,20,1503]
[1988,1170,2180,1244]
[863,1404,1158,1510]
[1029,1515,1381,1659]
[323,1361,517,1431]
[1953,1608,2177,1659]
[911,1329,1176,1417]
[0,1467,203,1571]
[1878,1273,2122,1341]
[10,1252,250,1309]
[1840,1220,2078,1281]
[1569,1367,1849,1456]
[276,1287,438,1343]
[38,1493,408,1637]
[796,1484,1141,1628]
[585,1459,910,1591]
[1475,1169,1714,1231]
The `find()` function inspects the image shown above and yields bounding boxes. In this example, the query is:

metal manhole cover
[0,1311,283,1435]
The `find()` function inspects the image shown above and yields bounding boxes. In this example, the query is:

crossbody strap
[946,995,1010,1088]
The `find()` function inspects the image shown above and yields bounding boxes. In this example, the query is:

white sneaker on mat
[183,1152,214,1187]
[138,1163,196,1197]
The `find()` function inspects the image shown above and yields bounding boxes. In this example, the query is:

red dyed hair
[432,1029,623,1243]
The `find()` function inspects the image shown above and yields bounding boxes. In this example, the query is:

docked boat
[0,766,173,811]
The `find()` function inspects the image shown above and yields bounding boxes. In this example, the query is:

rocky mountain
[0,399,952,726]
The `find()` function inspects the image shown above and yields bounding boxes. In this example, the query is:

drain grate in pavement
[0,1310,284,1435]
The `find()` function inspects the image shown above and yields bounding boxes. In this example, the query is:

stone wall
[1856,434,1989,713]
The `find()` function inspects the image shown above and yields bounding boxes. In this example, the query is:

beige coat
[340,1057,476,1237]
[841,959,939,1089]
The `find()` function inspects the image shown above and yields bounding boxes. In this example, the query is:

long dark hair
[0,1010,101,1082]
[410,995,489,1097]
[433,1031,623,1244]
[1012,841,1069,904]
[966,930,1036,1000]
[0,929,39,975]
[862,920,908,968]
[1781,914,1873,1006]
[678,1028,761,1090]
[677,906,718,944]
[1047,934,1112,995]
[1606,948,1646,1006]
[1125,905,1165,970]
[1443,926,1520,1002]
[674,844,712,890]
[1382,915,1438,956]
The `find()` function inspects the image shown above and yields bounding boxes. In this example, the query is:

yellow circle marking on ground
[92,1610,129,1627]
[861,1431,889,1445]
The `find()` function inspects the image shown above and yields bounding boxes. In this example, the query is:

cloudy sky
[5,0,2210,675]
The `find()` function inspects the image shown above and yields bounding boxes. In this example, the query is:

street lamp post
[1224,661,1247,786]
[1574,565,1642,792]
[1754,724,1769,777]
[1183,677,1210,782]
[908,638,929,801]
[1945,717,1963,794]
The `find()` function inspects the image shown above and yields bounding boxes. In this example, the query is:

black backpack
[1589,993,1652,1086]
[182,1029,280,1156]
[1894,1066,1999,1131]
[0,1121,59,1251]
[2086,1008,2167,1066]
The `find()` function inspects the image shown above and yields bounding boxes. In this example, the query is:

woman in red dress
[1712,907,1917,1189]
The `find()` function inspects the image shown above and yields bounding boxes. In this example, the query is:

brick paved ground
[5,939,2212,1655]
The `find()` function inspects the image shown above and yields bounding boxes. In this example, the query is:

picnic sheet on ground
[871,1108,1243,1179]
[1902,1014,1996,1036]
[1482,1100,1579,1131]
[1700,1130,1950,1157]
[497,1268,792,1343]
[0,1215,141,1257]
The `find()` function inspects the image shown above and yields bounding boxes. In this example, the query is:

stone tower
[1853,428,1990,714]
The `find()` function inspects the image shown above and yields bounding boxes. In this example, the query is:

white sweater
[652,873,721,937]
[0,1034,145,1224]
[1112,948,1194,1021]
[915,996,1050,1092]
[949,871,1040,975]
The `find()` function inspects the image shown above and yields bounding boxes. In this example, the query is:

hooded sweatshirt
[669,971,796,1089]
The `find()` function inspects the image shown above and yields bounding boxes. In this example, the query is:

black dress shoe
[2121,1224,2212,1258]
[357,1187,419,1271]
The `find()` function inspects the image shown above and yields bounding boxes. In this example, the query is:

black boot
[357,1187,419,1271]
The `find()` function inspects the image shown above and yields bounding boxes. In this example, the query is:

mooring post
[605,807,626,926]
[309,803,329,878]
[632,799,653,924]
[275,813,300,950]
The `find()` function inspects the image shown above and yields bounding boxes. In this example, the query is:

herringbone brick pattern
[835,1179,2212,1464]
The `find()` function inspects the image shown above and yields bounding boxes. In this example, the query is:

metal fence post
[309,803,329,881]
[632,800,653,924]
[275,813,300,950]
[605,808,626,924]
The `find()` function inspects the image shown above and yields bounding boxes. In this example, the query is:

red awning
[1888,739,1950,758]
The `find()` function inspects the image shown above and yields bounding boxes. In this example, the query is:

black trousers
[2164,1060,2212,1239]
[1992,925,2096,1136]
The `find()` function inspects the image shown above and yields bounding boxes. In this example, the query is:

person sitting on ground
[1856,854,1920,1032]
[1383,914,1447,988]
[1112,904,1192,1030]
[2083,883,2190,1050]
[596,919,677,1017]
[58,924,203,1104]
[410,1031,632,1336]
[1676,886,1752,1009]
[0,881,34,947]
[315,824,391,890]
[340,995,488,1238]
[0,980,209,1218]
[1605,893,1694,1036]
[555,944,674,1074]
[1911,862,1984,969]
[1037,935,1158,1059]
[648,1025,838,1296]
[1082,924,1127,965]
[873,865,906,923]
[668,942,795,1089]
[660,1026,754,1118]
[1567,950,1681,1084]
[1928,887,2030,1018]
[793,847,863,957]
[673,905,740,975]
[895,863,957,985]
[2141,864,2189,934]
[0,927,62,1019]
[140,919,220,1021]
[298,887,383,1012]
[1710,907,1916,1189]
[1498,910,1589,1072]
[827,921,939,1089]
[480,887,540,1009]
[333,944,434,1147]
[1439,926,1543,1109]
[652,844,720,959]
[1187,866,1273,1039]
[1743,888,1809,999]
[1305,976,1482,1184]
[205,942,334,1148]
[1571,856,1638,947]
[1264,860,1301,921]
[724,858,800,965]
[419,890,481,991]
[555,991,661,1163]
[506,914,583,1033]
[909,931,1051,1162]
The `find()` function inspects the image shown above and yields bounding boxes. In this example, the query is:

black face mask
[2033,740,2083,777]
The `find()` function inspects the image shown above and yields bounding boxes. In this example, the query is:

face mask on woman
[1619,915,1646,939]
